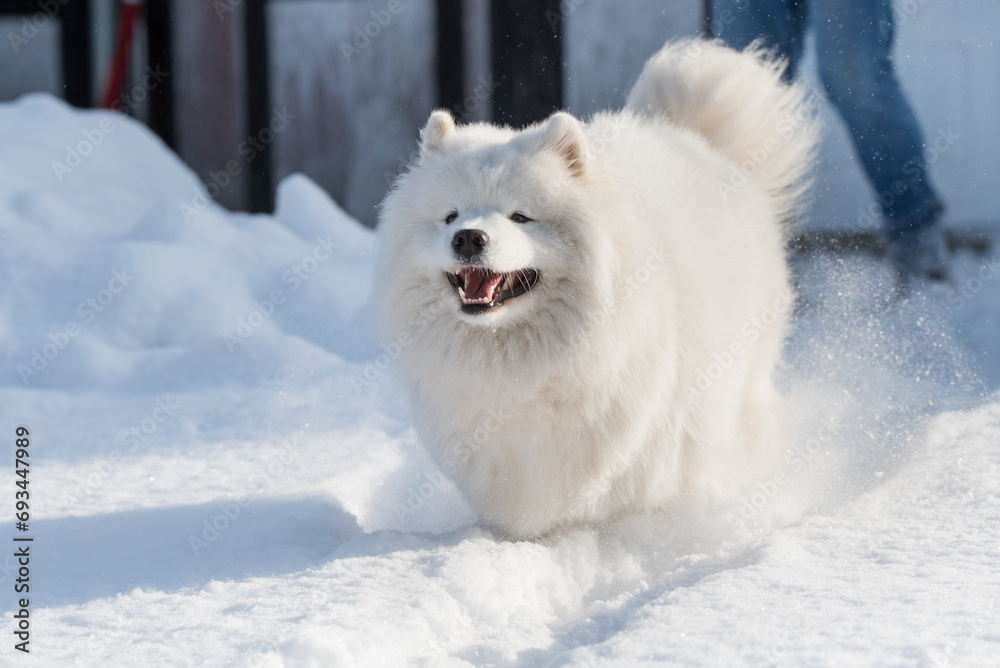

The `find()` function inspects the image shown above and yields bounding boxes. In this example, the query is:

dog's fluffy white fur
[375,39,819,540]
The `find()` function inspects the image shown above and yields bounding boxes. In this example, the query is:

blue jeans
[710,0,943,239]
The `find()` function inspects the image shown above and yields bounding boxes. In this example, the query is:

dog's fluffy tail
[626,38,820,226]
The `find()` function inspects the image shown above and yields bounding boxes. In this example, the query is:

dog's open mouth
[446,267,539,313]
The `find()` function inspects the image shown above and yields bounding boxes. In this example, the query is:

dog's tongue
[464,269,504,301]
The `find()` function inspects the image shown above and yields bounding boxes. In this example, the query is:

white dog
[375,39,819,539]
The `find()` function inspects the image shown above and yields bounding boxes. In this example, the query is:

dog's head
[376,109,620,348]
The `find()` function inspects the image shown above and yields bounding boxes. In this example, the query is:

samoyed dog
[375,39,819,540]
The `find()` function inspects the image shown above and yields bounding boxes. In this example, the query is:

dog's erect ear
[419,110,456,155]
[538,112,587,177]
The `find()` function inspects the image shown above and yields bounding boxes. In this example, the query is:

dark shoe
[889,224,950,284]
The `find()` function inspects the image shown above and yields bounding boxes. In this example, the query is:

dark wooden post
[145,0,175,148]
[245,0,273,213]
[436,0,465,113]
[490,0,563,127]
[60,0,93,107]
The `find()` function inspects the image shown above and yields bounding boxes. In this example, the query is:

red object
[101,1,145,109]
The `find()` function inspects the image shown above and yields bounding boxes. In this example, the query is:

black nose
[452,229,489,259]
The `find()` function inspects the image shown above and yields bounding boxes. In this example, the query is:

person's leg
[710,0,809,77]
[812,0,947,279]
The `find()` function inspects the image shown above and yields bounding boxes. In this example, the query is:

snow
[2,95,999,666]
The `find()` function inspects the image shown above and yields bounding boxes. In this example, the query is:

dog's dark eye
[445,211,458,224]
[510,212,531,224]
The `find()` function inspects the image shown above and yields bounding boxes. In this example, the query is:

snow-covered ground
[1,95,998,667]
